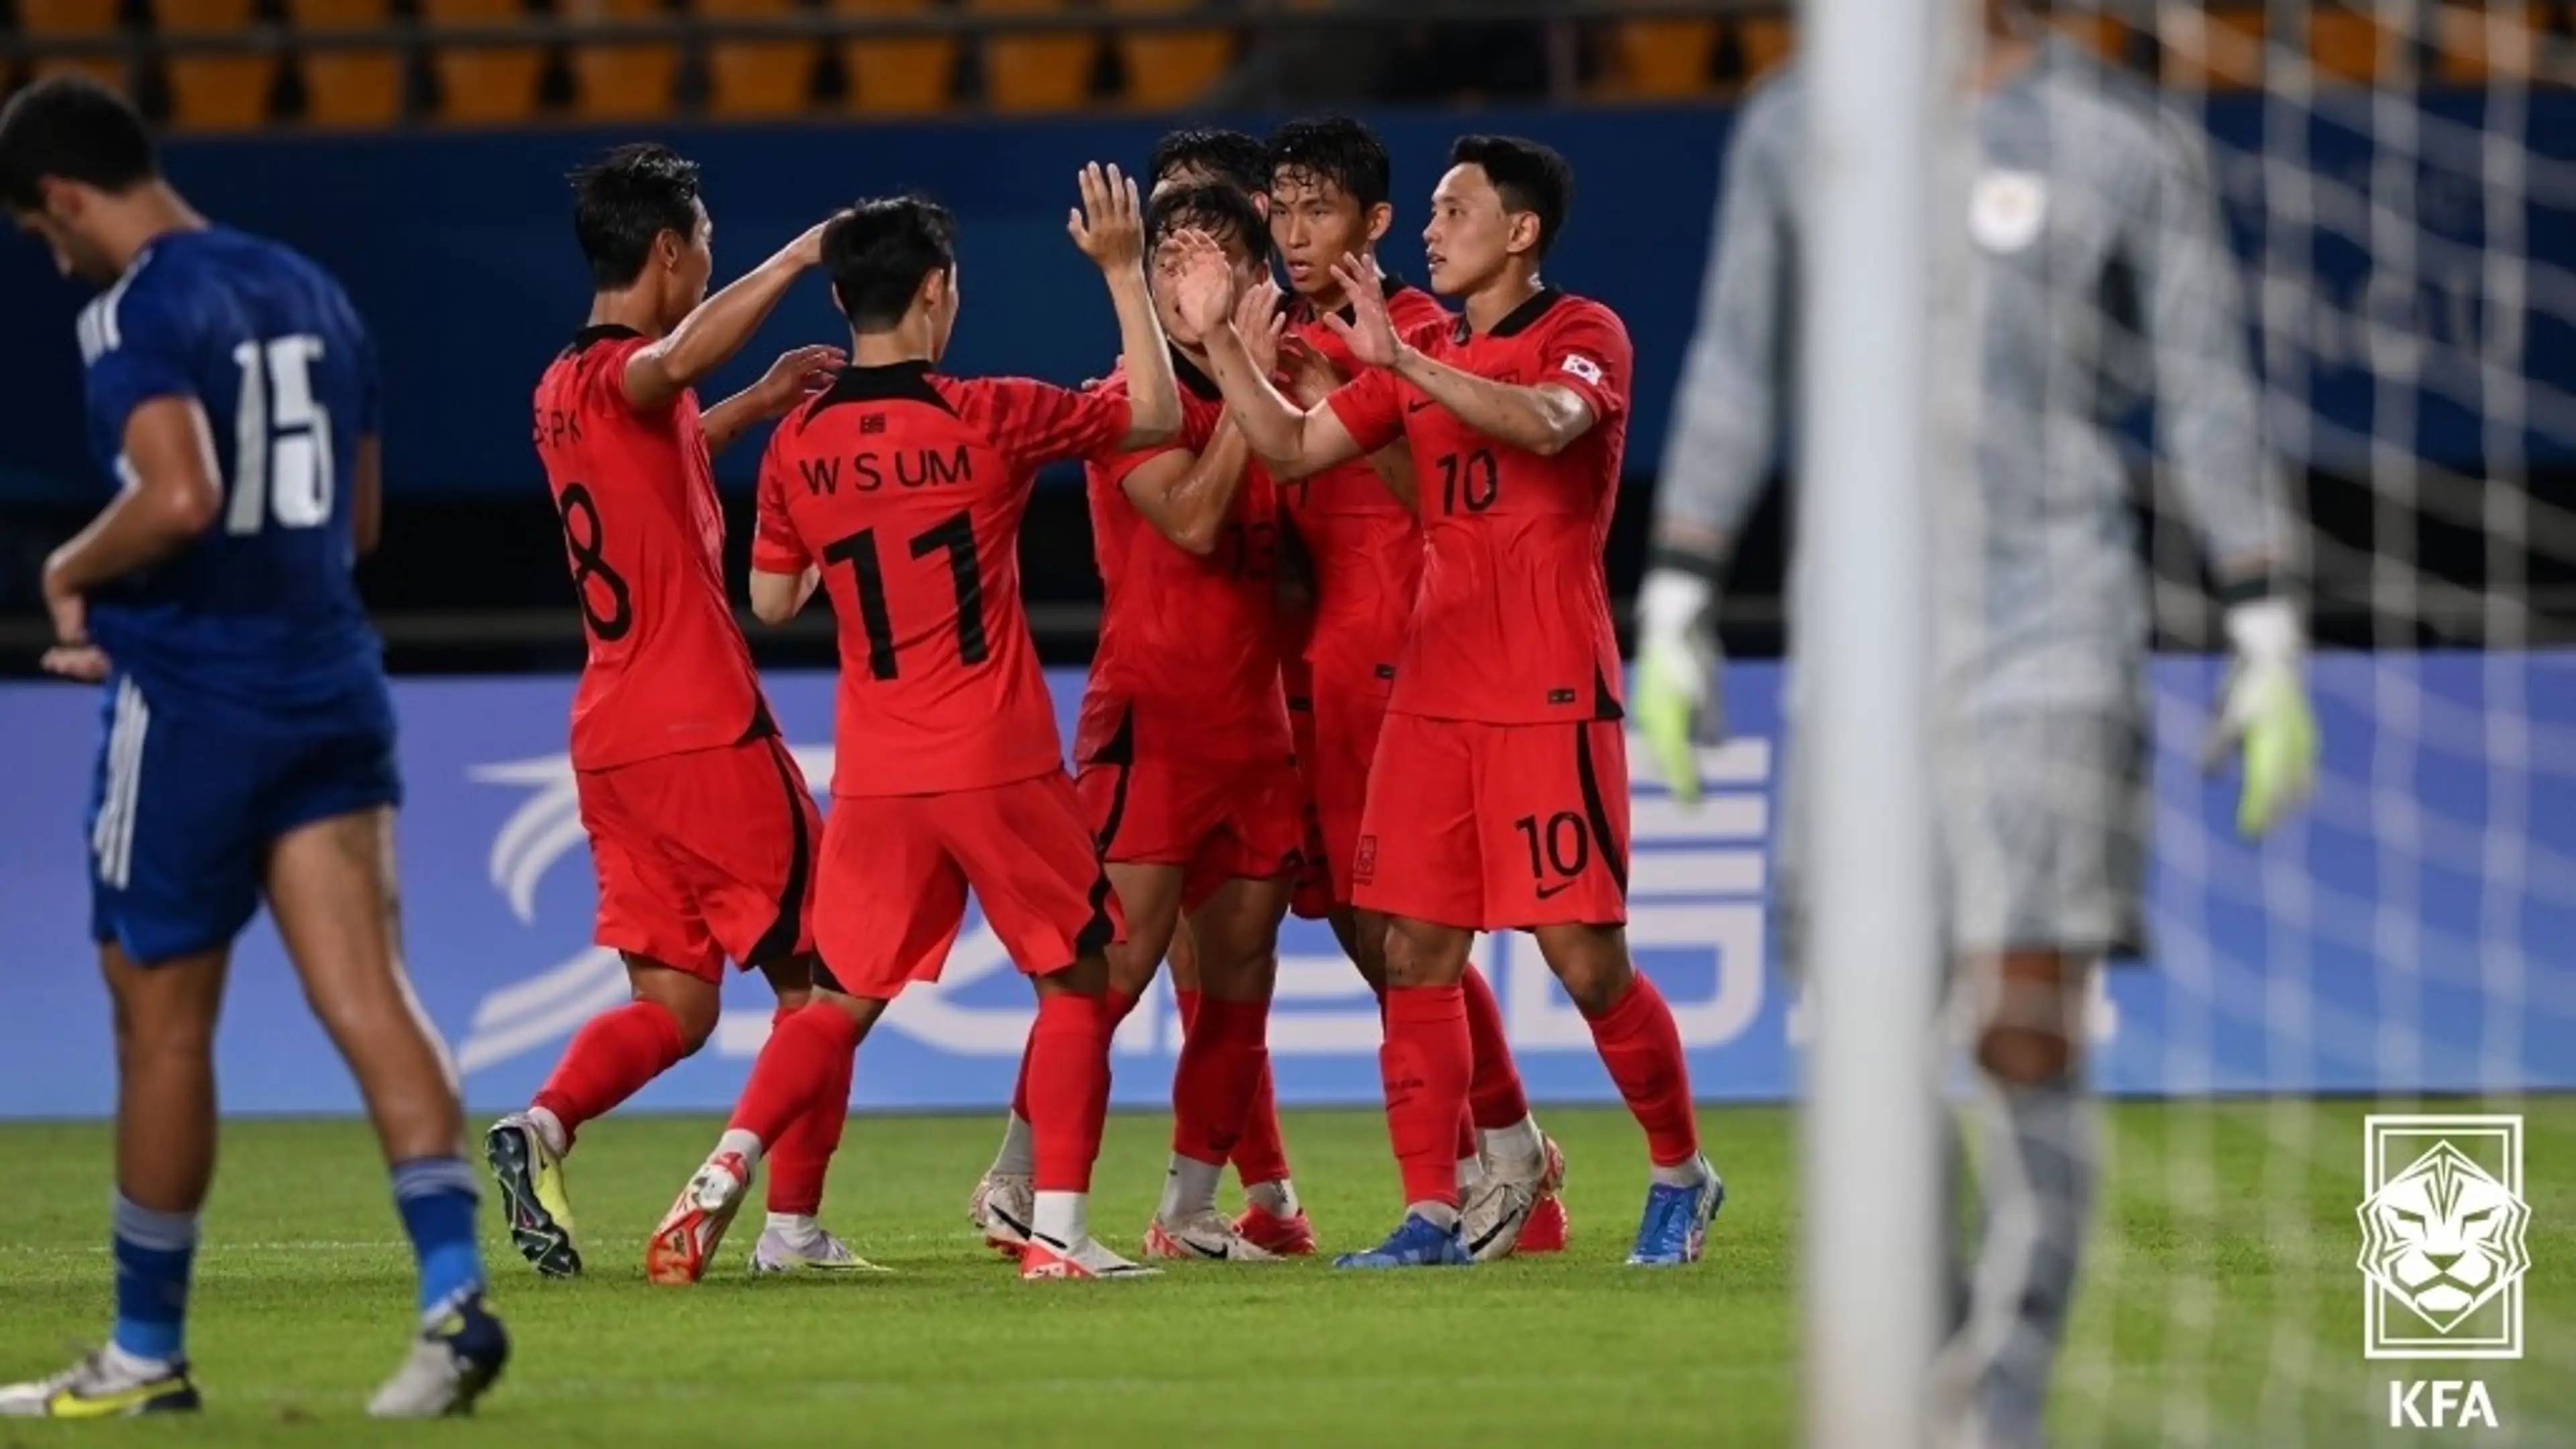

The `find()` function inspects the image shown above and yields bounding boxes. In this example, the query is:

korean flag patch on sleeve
[1560,354,1604,386]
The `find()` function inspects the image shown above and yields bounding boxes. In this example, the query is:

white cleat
[364,1291,508,1419]
[968,1172,1035,1257]
[751,1224,890,1275]
[1020,1232,1162,1281]
[1462,1134,1567,1263]
[1142,1212,1280,1263]
[645,1152,751,1286]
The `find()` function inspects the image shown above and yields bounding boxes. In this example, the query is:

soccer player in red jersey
[1192,136,1723,1269]
[649,168,1201,1282]
[491,145,875,1281]
[1264,116,1567,1261]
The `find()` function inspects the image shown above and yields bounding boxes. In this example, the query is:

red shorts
[575,734,820,982]
[1077,750,1305,911]
[1352,713,1631,932]
[813,771,1122,999]
[1297,665,1395,909]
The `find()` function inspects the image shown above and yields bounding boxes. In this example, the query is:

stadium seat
[568,0,681,121]
[423,0,546,123]
[1733,15,1792,85]
[1104,0,1234,111]
[702,0,817,117]
[971,0,1097,113]
[835,0,957,114]
[2049,11,2133,67]
[286,0,404,127]
[2157,3,2265,89]
[19,0,129,92]
[1606,19,1717,98]
[2309,9,2396,84]
[152,0,278,130]
[2434,3,2544,83]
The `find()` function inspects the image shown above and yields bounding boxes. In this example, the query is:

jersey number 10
[226,334,334,535]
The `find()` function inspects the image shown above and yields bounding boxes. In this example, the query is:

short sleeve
[1322,366,1405,455]
[81,276,197,431]
[973,376,1133,471]
[751,426,811,574]
[1536,301,1633,428]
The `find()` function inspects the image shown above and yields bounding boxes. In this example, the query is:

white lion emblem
[2357,1141,2532,1334]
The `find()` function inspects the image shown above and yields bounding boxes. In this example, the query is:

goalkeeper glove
[2202,597,2320,837]
[1634,568,1722,806]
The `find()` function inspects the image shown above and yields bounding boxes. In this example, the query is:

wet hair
[1268,115,1391,213]
[1147,127,1269,197]
[822,193,957,330]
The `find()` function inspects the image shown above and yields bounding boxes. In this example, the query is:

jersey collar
[802,360,952,421]
[1451,285,1564,345]
[1169,343,1220,402]
[1285,268,1411,328]
[568,323,644,354]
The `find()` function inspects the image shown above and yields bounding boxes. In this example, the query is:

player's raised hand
[787,211,843,269]
[1277,335,1345,408]
[1322,252,1400,369]
[1168,232,1235,343]
[1235,278,1287,378]
[1068,162,1146,272]
[753,343,847,413]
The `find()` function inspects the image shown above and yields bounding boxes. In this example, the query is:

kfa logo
[2357,1114,2530,1360]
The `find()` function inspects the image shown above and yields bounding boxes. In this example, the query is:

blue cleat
[1334,1212,1474,1270]
[1626,1159,1725,1267]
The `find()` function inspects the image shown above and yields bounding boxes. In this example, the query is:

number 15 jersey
[754,362,1132,797]
[532,323,767,771]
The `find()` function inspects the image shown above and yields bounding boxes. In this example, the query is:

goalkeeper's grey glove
[1634,568,1722,806]
[2201,596,2320,837]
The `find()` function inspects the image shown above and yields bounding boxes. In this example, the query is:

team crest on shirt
[1352,834,1379,885]
[1969,170,2049,254]
[1560,354,1605,386]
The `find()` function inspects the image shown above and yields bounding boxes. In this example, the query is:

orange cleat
[645,1151,750,1285]
[1019,1234,1160,1280]
[1231,1201,1318,1257]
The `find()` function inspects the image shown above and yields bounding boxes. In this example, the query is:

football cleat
[485,1113,580,1278]
[1462,1132,1568,1261]
[1019,1233,1162,1281]
[968,1171,1035,1257]
[366,1289,509,1419]
[1142,1212,1279,1263]
[645,1151,751,1286]
[751,1224,889,1275]
[1230,1200,1317,1257]
[1334,1212,1475,1270]
[1627,1159,1725,1267]
[0,1349,199,1418]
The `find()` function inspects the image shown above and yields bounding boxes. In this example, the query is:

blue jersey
[78,225,388,733]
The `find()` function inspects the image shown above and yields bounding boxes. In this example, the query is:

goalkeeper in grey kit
[1634,4,2320,1445]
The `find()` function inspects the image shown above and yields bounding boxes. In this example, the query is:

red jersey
[531,325,768,771]
[1324,288,1633,725]
[1276,281,1449,683]
[1077,352,1291,766]
[753,362,1131,797]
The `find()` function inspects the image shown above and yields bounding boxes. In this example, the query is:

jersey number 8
[225,334,334,535]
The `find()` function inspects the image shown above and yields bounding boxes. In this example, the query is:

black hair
[1448,134,1574,259]
[1146,127,1269,197]
[1147,182,1266,260]
[1267,115,1391,213]
[0,75,157,213]
[570,143,703,290]
[822,194,957,331]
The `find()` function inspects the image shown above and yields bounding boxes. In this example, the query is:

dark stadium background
[1,2,2569,679]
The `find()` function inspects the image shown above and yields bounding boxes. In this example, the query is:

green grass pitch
[1,1100,2570,1446]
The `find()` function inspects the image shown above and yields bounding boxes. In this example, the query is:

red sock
[1171,997,1269,1165]
[725,1003,862,1149]
[1584,974,1700,1167]
[1380,984,1472,1209]
[1173,986,1201,1032]
[765,1006,854,1216]
[1461,965,1532,1130]
[1230,1059,1291,1187]
[531,1000,687,1148]
[1012,987,1138,1121]
[1026,991,1114,1193]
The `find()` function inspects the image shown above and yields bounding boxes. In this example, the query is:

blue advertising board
[1,653,2568,1119]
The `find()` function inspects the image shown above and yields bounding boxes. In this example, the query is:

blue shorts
[87,674,403,964]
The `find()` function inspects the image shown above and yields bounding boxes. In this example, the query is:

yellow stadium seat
[2158,3,2264,90]
[286,0,404,127]
[1104,0,1234,111]
[2310,9,2396,84]
[702,0,817,117]
[423,0,545,123]
[836,0,957,115]
[971,0,1096,113]
[1608,19,1716,98]
[2435,3,2545,84]
[1735,15,1792,85]
[567,0,680,121]
[19,0,128,93]
[2050,11,2133,68]
[152,0,278,130]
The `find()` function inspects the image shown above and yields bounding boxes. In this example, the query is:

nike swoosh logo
[992,1205,1034,1239]
[1406,398,1436,413]
[1187,1238,1230,1260]
[1534,881,1574,900]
